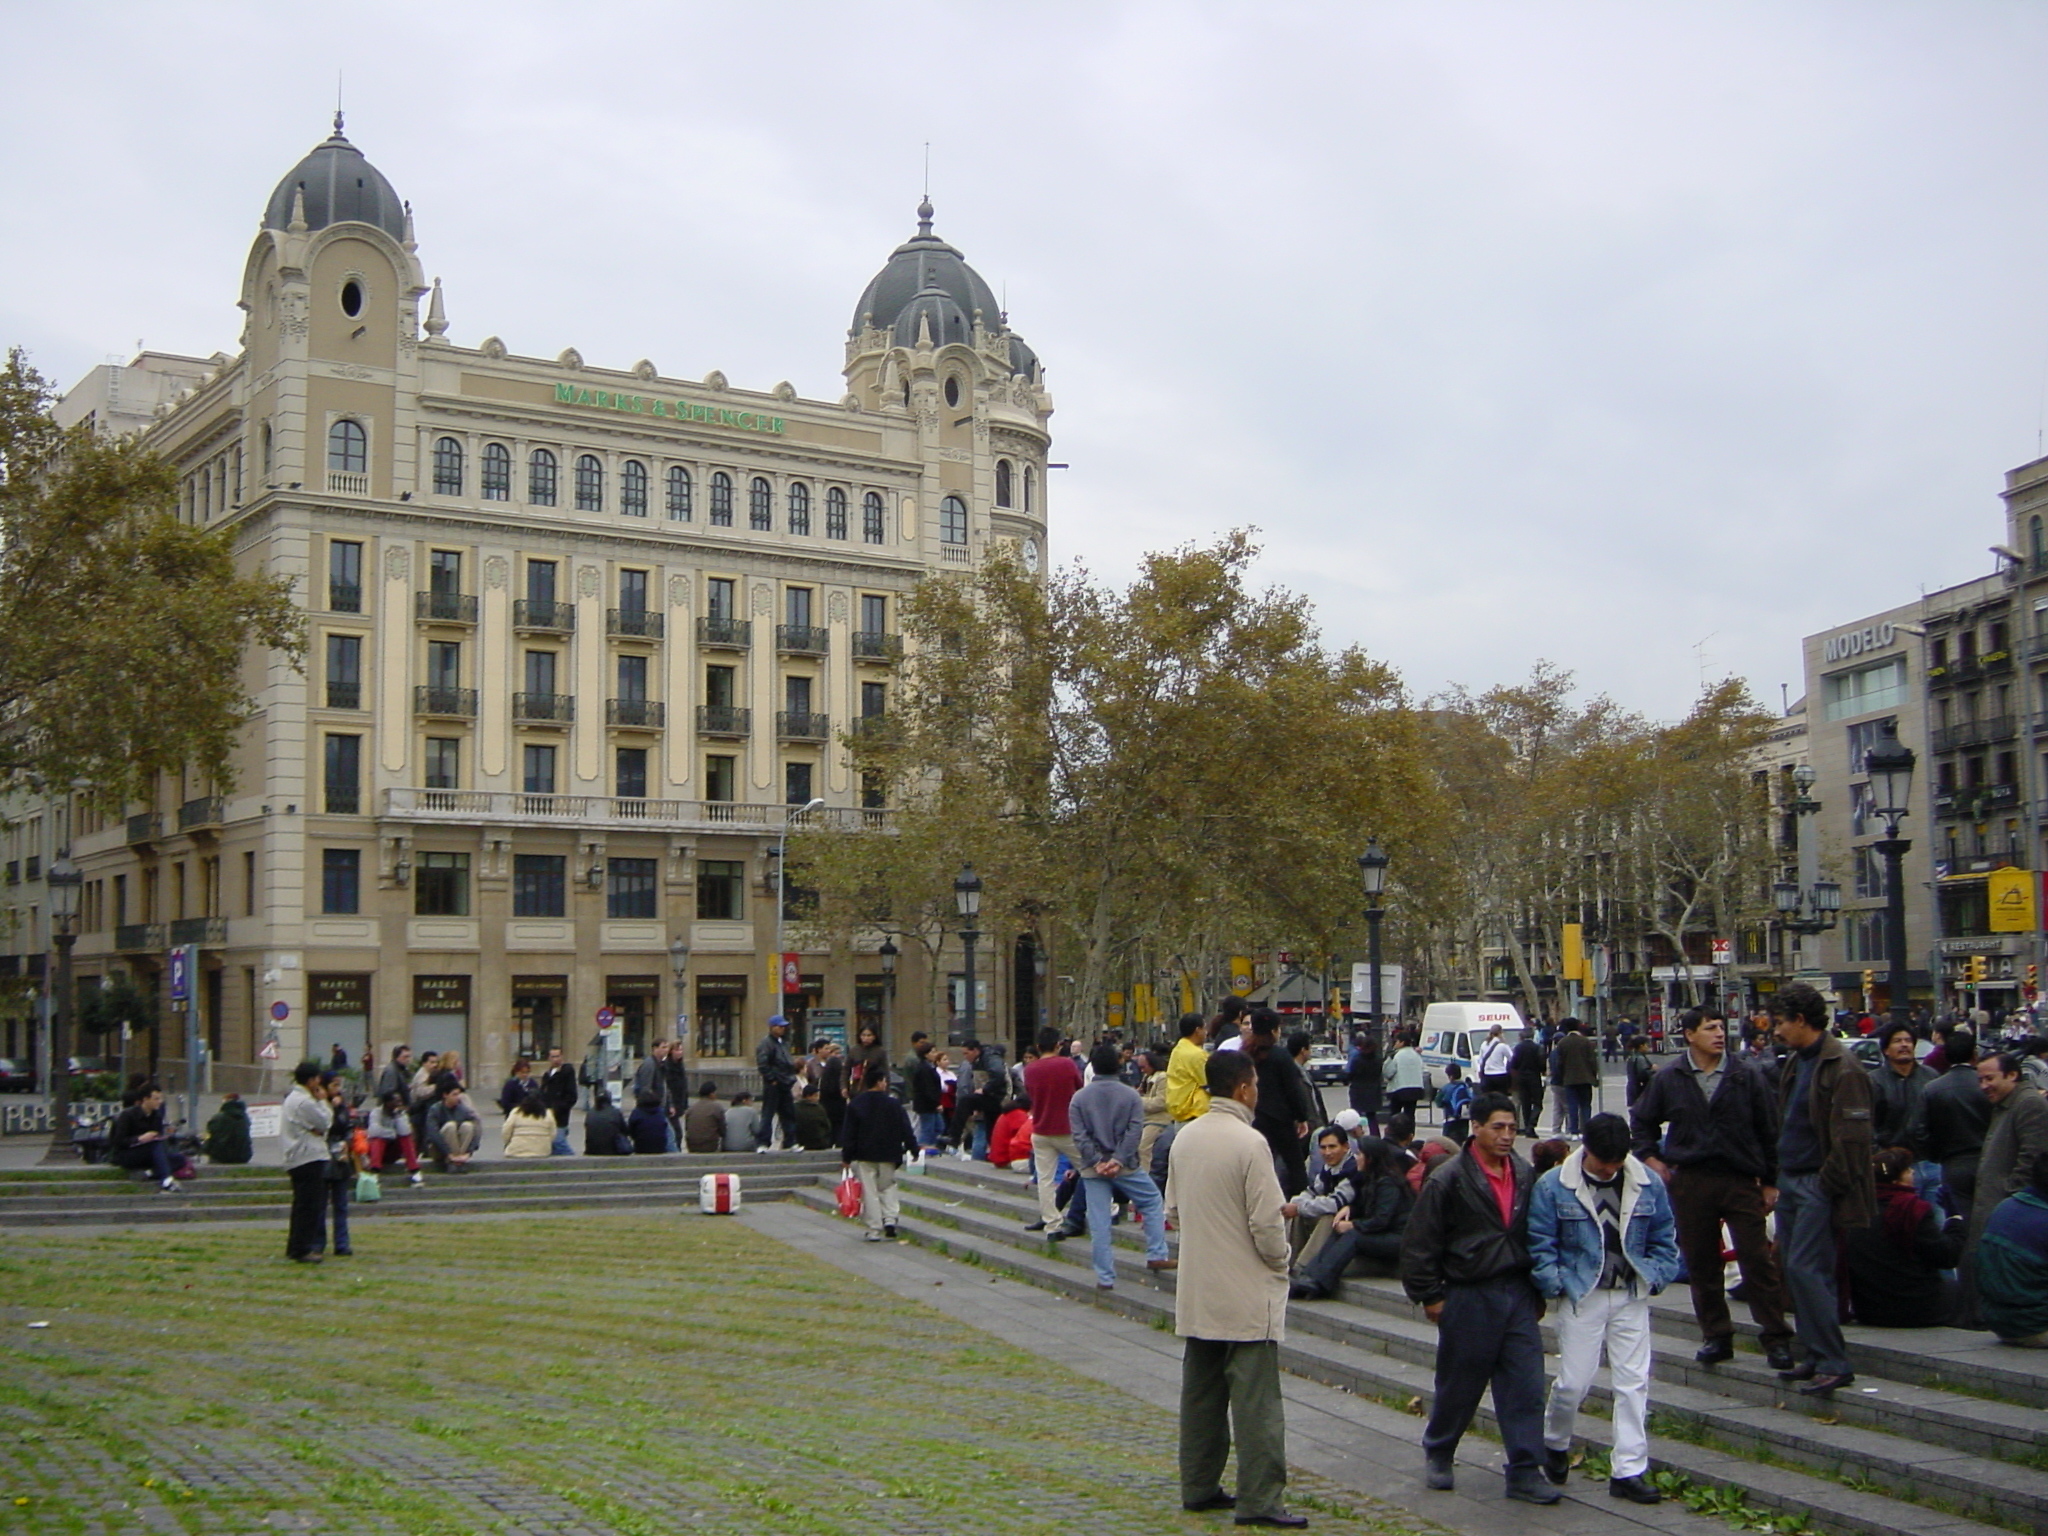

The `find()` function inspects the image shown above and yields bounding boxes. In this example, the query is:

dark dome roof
[1006,332,1041,384]
[852,198,1001,340]
[262,115,406,242]
[892,284,971,349]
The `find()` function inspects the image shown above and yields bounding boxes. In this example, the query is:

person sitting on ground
[683,1081,727,1153]
[627,1088,670,1155]
[1978,1151,2048,1347]
[990,1094,1035,1171]
[424,1081,480,1171]
[721,1090,761,1153]
[1284,1126,1363,1269]
[203,1093,253,1165]
[1845,1145,1964,1327]
[501,1082,556,1159]
[1290,1136,1414,1300]
[791,1082,835,1151]
[110,1084,184,1191]
[583,1089,630,1156]
[365,1090,425,1184]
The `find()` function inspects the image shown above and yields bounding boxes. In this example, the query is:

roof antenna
[334,71,344,137]
[916,142,934,236]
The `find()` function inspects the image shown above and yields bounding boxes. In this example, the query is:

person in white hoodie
[281,1060,334,1264]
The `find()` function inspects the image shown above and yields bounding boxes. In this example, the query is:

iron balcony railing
[608,608,664,640]
[776,624,829,655]
[513,599,575,632]
[606,698,665,728]
[415,590,478,624]
[328,582,362,613]
[325,682,362,710]
[385,787,889,832]
[777,711,830,741]
[115,923,165,952]
[696,704,750,737]
[697,616,751,649]
[852,630,901,662]
[414,686,478,718]
[126,813,162,845]
[177,796,224,832]
[513,692,576,724]
[168,916,226,946]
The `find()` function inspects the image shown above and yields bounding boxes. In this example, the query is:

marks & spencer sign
[555,383,784,435]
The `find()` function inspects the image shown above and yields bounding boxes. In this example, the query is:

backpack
[1439,1080,1473,1120]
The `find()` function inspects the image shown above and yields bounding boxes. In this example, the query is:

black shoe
[1233,1516,1307,1529]
[1424,1458,1455,1491]
[1765,1346,1796,1372]
[1023,1219,1046,1232]
[1610,1475,1662,1504]
[1542,1447,1571,1486]
[1776,1359,1816,1381]
[1505,1477,1561,1505]
[1287,1281,1324,1301]
[1797,1372,1854,1396]
[883,1224,898,1240]
[1049,1224,1083,1241]
[1182,1492,1236,1511]
[1695,1337,1735,1366]
[289,1253,323,1264]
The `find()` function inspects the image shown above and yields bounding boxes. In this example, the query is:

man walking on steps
[1399,1092,1556,1504]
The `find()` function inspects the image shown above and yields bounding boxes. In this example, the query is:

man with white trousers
[1525,1111,1680,1505]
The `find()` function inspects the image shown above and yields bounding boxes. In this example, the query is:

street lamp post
[40,853,82,1165]
[954,864,982,1047]
[1359,839,1389,1047]
[773,797,824,1020]
[668,935,691,1084]
[1865,723,1917,1031]
[878,936,899,1056]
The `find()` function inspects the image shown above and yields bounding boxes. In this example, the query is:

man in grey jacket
[1071,1041,1175,1292]
[425,1082,480,1171]
[754,1017,799,1151]
[282,1060,334,1263]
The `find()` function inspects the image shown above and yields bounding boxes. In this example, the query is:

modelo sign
[1822,623,1897,663]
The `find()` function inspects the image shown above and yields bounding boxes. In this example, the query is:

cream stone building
[25,118,1053,1089]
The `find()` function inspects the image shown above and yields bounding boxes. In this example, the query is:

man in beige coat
[1165,1048,1304,1528]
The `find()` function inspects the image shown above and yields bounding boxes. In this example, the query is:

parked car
[1305,1044,1348,1085]
[0,1057,35,1093]
[1846,1036,1884,1069]
[66,1055,108,1077]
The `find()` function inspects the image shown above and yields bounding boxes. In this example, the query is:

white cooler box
[699,1173,742,1214]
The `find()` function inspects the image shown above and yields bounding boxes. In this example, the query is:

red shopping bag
[835,1169,864,1219]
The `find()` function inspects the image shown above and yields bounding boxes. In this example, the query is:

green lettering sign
[552,379,783,434]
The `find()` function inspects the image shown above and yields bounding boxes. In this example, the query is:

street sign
[257,1037,280,1060]
[808,1007,849,1048]
[1711,939,1732,966]
[168,945,191,1004]
[270,1000,290,1022]
[1348,963,1404,1016]
[595,1006,617,1030]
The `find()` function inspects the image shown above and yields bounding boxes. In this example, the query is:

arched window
[575,454,604,512]
[864,491,888,545]
[825,487,848,540]
[1023,465,1036,513]
[666,465,692,521]
[327,419,367,474]
[621,459,648,517]
[787,481,811,536]
[749,476,773,531]
[710,471,734,526]
[433,436,464,496]
[995,459,1013,508]
[529,448,558,506]
[940,494,968,545]
[481,442,511,501]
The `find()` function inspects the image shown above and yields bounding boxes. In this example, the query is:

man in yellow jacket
[1167,1012,1212,1123]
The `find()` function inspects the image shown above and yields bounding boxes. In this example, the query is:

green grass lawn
[0,1214,1443,1536]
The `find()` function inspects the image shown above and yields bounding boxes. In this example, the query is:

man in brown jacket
[1768,983,1874,1396]
[1164,1048,1302,1528]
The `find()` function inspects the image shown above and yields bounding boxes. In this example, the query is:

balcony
[414,685,478,718]
[606,698,665,728]
[777,710,830,741]
[1932,714,2018,753]
[177,796,224,833]
[2027,634,2048,660]
[115,923,165,952]
[325,682,362,710]
[326,471,369,497]
[513,598,576,633]
[168,916,226,946]
[126,812,163,846]
[415,590,478,624]
[384,786,890,834]
[514,692,576,725]
[1939,782,2023,819]
[852,713,894,741]
[329,582,362,613]
[325,787,361,815]
[696,704,751,737]
[852,630,901,663]
[608,608,664,640]
[776,624,829,656]
[697,616,751,650]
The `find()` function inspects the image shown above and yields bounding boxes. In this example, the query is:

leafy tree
[0,349,303,804]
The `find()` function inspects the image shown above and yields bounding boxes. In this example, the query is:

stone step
[883,1172,2045,1536]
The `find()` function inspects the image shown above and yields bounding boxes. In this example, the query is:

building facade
[13,120,1053,1089]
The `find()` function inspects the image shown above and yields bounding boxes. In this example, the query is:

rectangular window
[861,770,886,810]
[616,653,648,702]
[1853,845,1889,900]
[697,859,744,920]
[325,634,363,709]
[524,649,557,696]
[707,577,736,622]
[324,734,361,815]
[785,675,813,715]
[414,851,470,916]
[860,594,887,633]
[705,754,736,802]
[607,857,658,919]
[330,541,363,612]
[619,568,649,616]
[526,559,557,605]
[429,550,462,596]
[425,737,459,791]
[1822,659,1907,723]
[428,640,461,689]
[861,681,887,718]
[785,761,813,805]
[321,849,360,914]
[1844,716,1899,768]
[522,743,558,795]
[243,850,256,916]
[513,854,566,917]
[705,664,737,708]
[786,587,813,628]
[616,746,648,799]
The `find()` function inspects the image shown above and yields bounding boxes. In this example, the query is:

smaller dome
[892,284,971,350]
[1006,332,1041,383]
[263,114,407,242]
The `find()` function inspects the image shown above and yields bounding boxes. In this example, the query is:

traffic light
[1965,955,1985,985]
[2029,964,2039,996]
[1862,969,1875,999]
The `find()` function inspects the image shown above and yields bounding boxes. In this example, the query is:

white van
[1419,1002,1528,1083]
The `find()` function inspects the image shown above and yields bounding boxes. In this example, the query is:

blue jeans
[969,1119,990,1160]
[916,1111,945,1150]
[316,1172,351,1255]
[1777,1171,1850,1375]
[1562,1084,1592,1135]
[1080,1169,1169,1286]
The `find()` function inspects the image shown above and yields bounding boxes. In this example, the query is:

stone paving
[0,1213,1446,1536]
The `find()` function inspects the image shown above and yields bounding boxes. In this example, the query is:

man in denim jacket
[1526,1112,1680,1506]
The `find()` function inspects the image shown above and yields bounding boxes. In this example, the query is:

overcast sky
[5,2,2046,723]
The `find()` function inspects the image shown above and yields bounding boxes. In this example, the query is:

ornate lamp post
[40,853,82,1164]
[954,864,982,1047]
[668,935,691,1080]
[878,936,898,1054]
[1865,723,1917,1030]
[1359,839,1390,1046]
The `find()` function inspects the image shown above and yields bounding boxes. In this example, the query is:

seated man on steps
[424,1081,480,1171]
[1289,1137,1411,1301]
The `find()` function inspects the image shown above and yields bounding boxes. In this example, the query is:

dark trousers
[317,1172,351,1255]
[1669,1165,1792,1347]
[1561,1083,1593,1134]
[1388,1088,1425,1121]
[1777,1172,1851,1376]
[1300,1229,1402,1296]
[285,1163,327,1258]
[1512,1075,1544,1136]
[549,1104,571,1129]
[1180,1338,1287,1518]
[1423,1276,1546,1477]
[114,1140,173,1183]
[757,1080,796,1148]
[1941,1156,1979,1229]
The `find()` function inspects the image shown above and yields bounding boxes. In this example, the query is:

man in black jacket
[1399,1093,1555,1504]
[1868,1022,1935,1154]
[1250,1010,1314,1198]
[754,1017,799,1151]
[1912,1029,1992,1224]
[1629,1007,1794,1370]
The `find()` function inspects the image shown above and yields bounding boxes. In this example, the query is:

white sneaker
[408,1171,424,1187]
[862,1229,883,1242]
[160,1177,181,1193]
